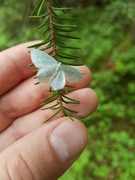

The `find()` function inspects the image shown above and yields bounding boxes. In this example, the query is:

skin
[0,42,98,180]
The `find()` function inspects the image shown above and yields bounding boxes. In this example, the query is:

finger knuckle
[5,149,35,180]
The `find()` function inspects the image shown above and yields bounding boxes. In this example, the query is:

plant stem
[46,0,65,116]
[46,0,58,60]
[58,90,66,116]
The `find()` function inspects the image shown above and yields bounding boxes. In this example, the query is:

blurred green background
[0,0,135,179]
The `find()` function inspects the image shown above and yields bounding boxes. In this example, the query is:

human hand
[0,42,98,180]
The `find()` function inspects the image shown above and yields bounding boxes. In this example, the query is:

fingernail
[50,119,87,162]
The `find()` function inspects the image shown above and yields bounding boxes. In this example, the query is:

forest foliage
[0,0,135,179]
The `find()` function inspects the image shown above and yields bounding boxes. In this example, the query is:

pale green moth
[30,49,83,90]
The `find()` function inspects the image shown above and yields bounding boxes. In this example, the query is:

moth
[30,49,83,90]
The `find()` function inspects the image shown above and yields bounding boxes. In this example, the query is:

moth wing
[62,65,83,83]
[51,69,65,90]
[30,49,57,68]
[37,65,58,83]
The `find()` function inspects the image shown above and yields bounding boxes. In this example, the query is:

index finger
[0,41,48,96]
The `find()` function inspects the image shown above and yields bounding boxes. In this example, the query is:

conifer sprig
[29,0,83,122]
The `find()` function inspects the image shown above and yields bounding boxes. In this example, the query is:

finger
[0,41,90,96]
[0,41,49,96]
[0,88,98,149]
[0,66,91,131]
[0,118,87,180]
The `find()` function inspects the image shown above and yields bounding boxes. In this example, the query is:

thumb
[0,117,87,180]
